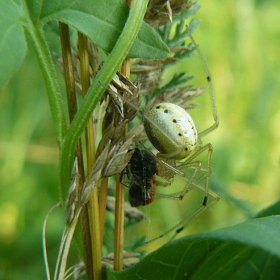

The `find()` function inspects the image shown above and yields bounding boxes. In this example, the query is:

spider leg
[186,24,219,138]
[150,160,201,202]
[177,143,213,206]
[145,181,220,244]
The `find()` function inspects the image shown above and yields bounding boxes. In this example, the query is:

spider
[120,26,220,243]
[121,146,219,244]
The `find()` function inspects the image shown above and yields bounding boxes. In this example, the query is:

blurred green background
[1,1,280,279]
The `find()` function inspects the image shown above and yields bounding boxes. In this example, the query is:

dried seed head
[65,158,79,224]
[80,142,111,206]
[86,40,99,77]
[79,119,145,207]
[131,57,177,95]
[151,87,205,110]
[103,71,139,121]
[102,138,135,178]
[102,251,141,269]
[145,0,193,28]
[106,196,146,222]
[131,43,199,100]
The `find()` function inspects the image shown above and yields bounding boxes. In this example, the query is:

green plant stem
[114,174,125,270]
[59,23,93,279]
[25,20,66,147]
[59,22,78,123]
[59,0,149,200]
[114,58,130,271]
[77,31,102,280]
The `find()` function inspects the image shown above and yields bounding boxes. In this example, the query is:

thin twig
[57,211,81,280]
[43,203,61,280]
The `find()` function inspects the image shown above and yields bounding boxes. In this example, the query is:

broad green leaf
[0,2,27,90]
[255,199,280,218]
[105,216,280,280]
[28,0,170,58]
[0,0,169,90]
[129,22,170,59]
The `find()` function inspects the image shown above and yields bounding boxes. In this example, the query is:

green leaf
[0,2,27,90]
[105,216,280,280]
[1,0,169,144]
[30,0,170,58]
[0,0,169,90]
[255,199,280,218]
[129,22,170,59]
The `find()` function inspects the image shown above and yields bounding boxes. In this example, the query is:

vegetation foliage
[1,0,280,279]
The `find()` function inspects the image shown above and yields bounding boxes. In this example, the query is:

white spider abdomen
[143,102,198,160]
